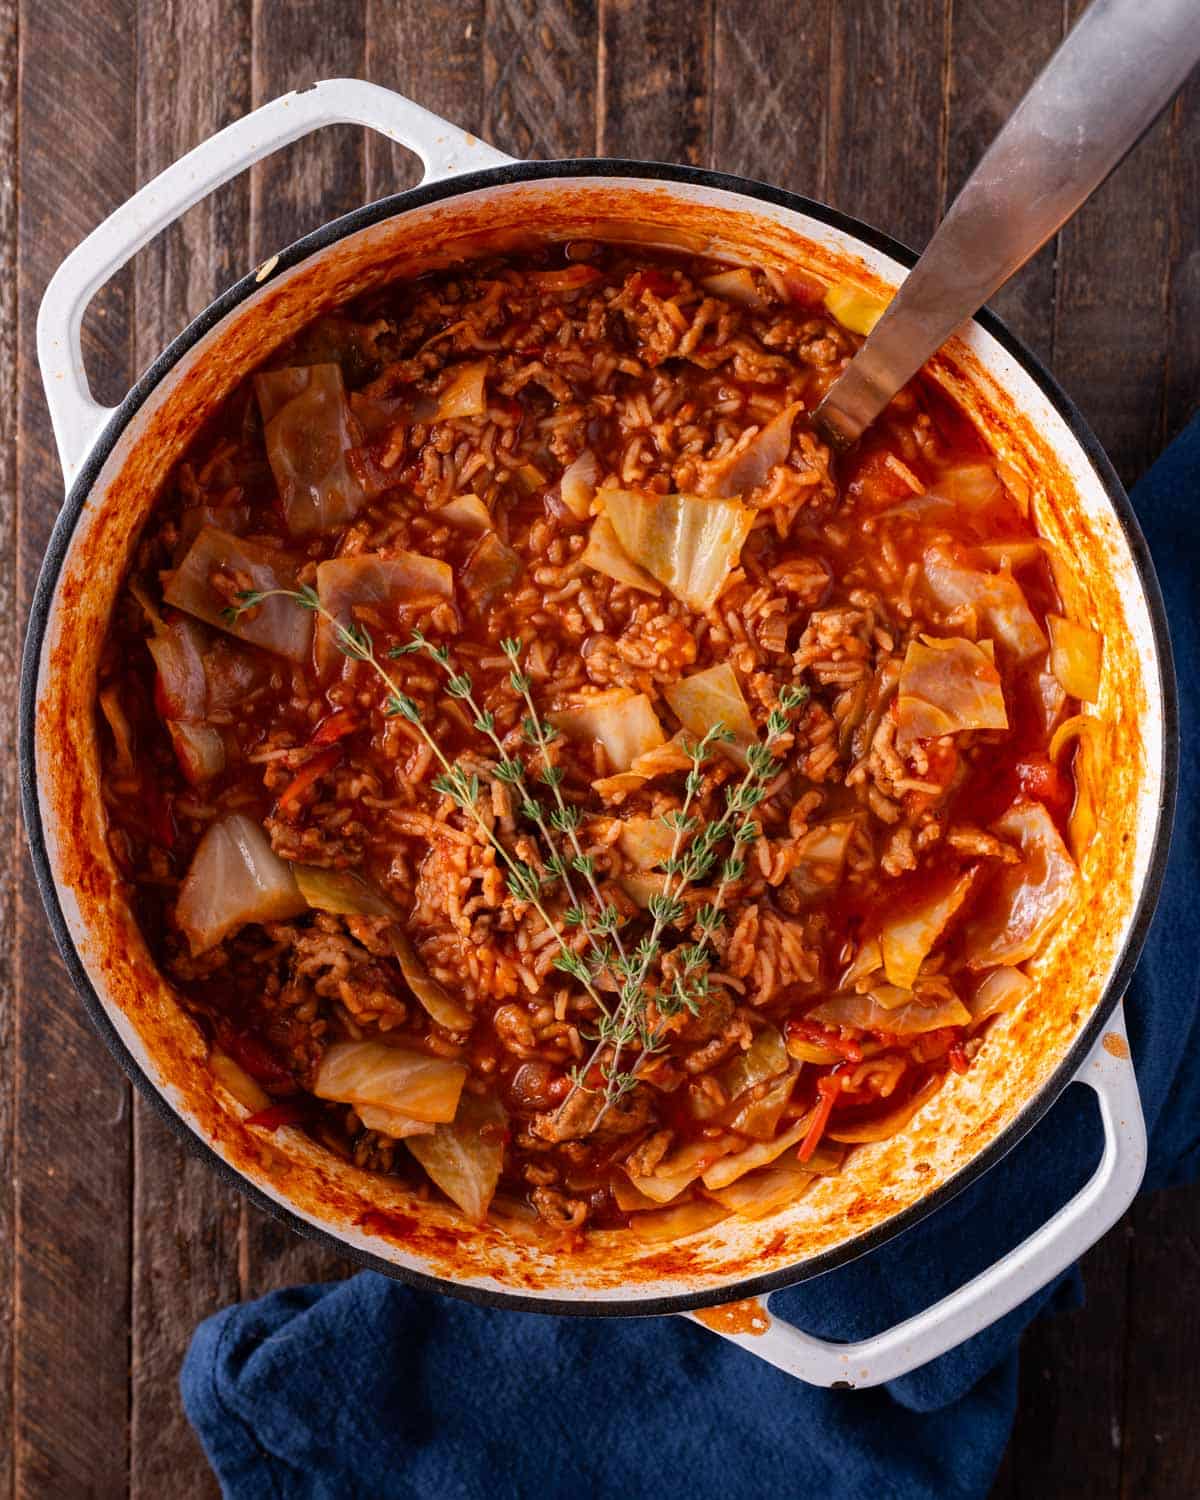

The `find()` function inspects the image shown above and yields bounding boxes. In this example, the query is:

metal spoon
[815,0,1200,449]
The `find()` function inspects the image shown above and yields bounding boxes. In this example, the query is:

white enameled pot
[21,80,1176,1387]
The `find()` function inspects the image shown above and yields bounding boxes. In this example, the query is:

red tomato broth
[95,241,1088,1241]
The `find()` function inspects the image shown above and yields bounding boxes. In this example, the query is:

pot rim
[19,157,1180,1317]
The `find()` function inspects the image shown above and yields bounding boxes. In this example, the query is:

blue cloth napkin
[182,419,1200,1500]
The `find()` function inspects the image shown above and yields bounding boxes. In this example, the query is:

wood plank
[598,0,713,165]
[363,0,484,195]
[0,0,17,1487]
[1004,1233,1129,1500]
[243,0,369,1294]
[484,0,597,159]
[129,6,253,1494]
[826,0,952,251]
[711,0,830,193]
[1120,1188,1200,1498]
[946,2,1064,360]
[1051,3,1174,489]
[14,2,137,1492]
[250,0,368,257]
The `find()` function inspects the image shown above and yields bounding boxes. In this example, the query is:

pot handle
[36,78,515,480]
[685,1000,1145,1388]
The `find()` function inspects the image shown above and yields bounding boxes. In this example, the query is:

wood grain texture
[712,0,830,194]
[484,0,597,159]
[130,6,253,1494]
[826,0,952,250]
[250,0,367,256]
[1051,5,1174,488]
[1121,1189,1200,1499]
[598,0,712,164]
[946,0,1065,362]
[15,2,137,1492]
[0,0,16,1489]
[364,0,484,195]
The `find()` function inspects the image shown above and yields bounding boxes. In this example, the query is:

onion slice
[165,527,312,662]
[406,1092,507,1221]
[176,813,307,954]
[314,1040,467,1124]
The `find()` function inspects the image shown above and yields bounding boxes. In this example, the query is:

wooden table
[3,2,1197,1495]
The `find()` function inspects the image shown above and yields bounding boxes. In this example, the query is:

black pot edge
[18,157,1180,1320]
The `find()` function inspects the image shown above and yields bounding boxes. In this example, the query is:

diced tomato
[276,746,342,811]
[310,709,361,746]
[904,740,959,816]
[782,268,827,310]
[245,1100,309,1131]
[219,1029,295,1090]
[948,1043,971,1075]
[798,1076,841,1163]
[628,269,676,298]
[846,446,918,508]
[785,1017,863,1063]
[1016,754,1072,820]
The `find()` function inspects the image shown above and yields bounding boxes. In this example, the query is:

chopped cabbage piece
[167,721,226,785]
[967,966,1034,1026]
[701,1116,812,1190]
[790,819,856,901]
[896,636,1008,749]
[707,1161,814,1220]
[626,1199,730,1242]
[699,266,766,307]
[1049,713,1100,860]
[256,363,370,535]
[786,1037,843,1066]
[461,532,522,612]
[728,1069,796,1139]
[931,462,1003,511]
[808,988,971,1035]
[628,1138,737,1204]
[703,403,800,500]
[165,527,312,661]
[209,1047,270,1113]
[602,489,754,612]
[826,1075,943,1144]
[313,1040,467,1124]
[549,690,666,772]
[824,282,888,335]
[880,869,976,988]
[1048,614,1102,702]
[434,360,488,420]
[965,800,1079,968]
[406,1092,506,1220]
[664,663,756,766]
[316,551,452,671]
[437,495,492,534]
[719,1026,788,1103]
[582,515,662,595]
[618,871,668,910]
[617,815,676,871]
[176,813,307,954]
[560,450,600,519]
[612,1175,685,1212]
[923,544,1047,661]
[293,865,399,918]
[98,686,135,773]
[146,614,209,720]
[355,1104,436,1139]
[391,931,475,1032]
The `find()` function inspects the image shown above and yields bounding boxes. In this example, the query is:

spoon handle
[815,0,1200,447]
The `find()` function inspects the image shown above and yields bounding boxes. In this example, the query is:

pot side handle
[36,78,515,481]
[685,999,1145,1388]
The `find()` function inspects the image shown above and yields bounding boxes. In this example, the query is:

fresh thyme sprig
[389,629,627,988]
[222,584,810,1119]
[222,587,613,1019]
[565,686,808,1117]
